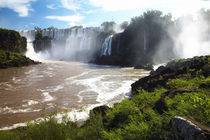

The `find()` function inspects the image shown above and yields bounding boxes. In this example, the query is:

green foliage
[35,32,43,40]
[121,10,175,65]
[0,131,20,140]
[120,21,129,30]
[34,26,42,32]
[0,54,209,139]
[101,21,116,31]
[33,32,52,52]
[0,75,209,139]
[0,28,27,53]
[0,50,33,68]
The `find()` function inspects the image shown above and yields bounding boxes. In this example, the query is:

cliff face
[0,28,27,53]
[33,32,52,53]
[132,55,209,93]
[0,28,39,68]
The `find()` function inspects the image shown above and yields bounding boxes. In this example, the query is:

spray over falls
[20,28,102,61]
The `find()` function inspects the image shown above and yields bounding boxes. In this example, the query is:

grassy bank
[0,50,38,68]
[0,56,209,140]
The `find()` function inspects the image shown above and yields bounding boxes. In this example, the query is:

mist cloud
[154,10,210,64]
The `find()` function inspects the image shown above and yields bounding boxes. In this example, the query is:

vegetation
[0,50,37,68]
[33,31,52,53]
[0,28,38,68]
[0,28,27,53]
[95,9,210,67]
[101,21,116,32]
[0,56,209,139]
[95,10,175,66]
[70,26,83,30]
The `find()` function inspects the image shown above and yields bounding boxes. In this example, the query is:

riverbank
[0,50,40,69]
[0,55,209,140]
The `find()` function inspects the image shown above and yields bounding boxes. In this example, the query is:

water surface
[0,61,149,129]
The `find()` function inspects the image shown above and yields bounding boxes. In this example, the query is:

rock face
[0,28,27,53]
[90,105,110,123]
[0,28,40,69]
[0,50,40,69]
[131,55,209,93]
[170,116,210,140]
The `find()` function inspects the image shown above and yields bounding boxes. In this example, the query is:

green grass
[0,50,33,68]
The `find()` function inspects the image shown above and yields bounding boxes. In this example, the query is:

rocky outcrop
[0,28,27,53]
[0,28,40,69]
[33,32,52,53]
[131,55,209,93]
[170,116,210,140]
[0,51,40,69]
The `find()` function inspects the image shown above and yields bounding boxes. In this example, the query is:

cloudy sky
[0,0,210,30]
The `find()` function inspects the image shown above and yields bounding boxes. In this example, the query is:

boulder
[170,116,210,140]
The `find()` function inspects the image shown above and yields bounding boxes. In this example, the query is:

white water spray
[101,35,113,56]
[173,15,210,58]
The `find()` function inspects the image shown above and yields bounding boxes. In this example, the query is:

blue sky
[0,0,210,30]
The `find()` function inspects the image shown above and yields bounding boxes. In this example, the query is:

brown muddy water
[0,61,149,130]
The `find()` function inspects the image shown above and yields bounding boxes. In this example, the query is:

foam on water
[0,106,41,114]
[0,123,27,131]
[22,100,39,107]
[153,63,166,70]
[42,92,54,102]
[0,62,150,130]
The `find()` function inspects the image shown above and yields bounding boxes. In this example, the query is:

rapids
[0,61,149,130]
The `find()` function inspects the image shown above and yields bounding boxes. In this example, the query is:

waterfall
[101,35,113,56]
[19,30,42,61]
[19,28,100,61]
[144,31,147,55]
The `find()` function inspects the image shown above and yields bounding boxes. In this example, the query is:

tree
[35,32,42,40]
[34,26,42,32]
[101,21,116,31]
[120,21,129,30]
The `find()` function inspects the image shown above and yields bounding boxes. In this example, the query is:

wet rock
[131,55,210,94]
[92,105,110,117]
[170,116,210,140]
[134,64,153,71]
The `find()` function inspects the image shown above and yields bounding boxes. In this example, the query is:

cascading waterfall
[19,30,42,61]
[101,35,113,56]
[20,28,100,61]
[144,31,147,55]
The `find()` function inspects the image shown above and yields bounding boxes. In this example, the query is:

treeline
[95,9,210,67]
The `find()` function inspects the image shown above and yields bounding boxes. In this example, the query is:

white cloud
[89,0,210,17]
[61,0,81,11]
[47,4,57,10]
[0,0,36,17]
[45,14,84,26]
[83,10,95,14]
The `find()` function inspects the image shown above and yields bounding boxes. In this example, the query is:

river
[0,61,149,130]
